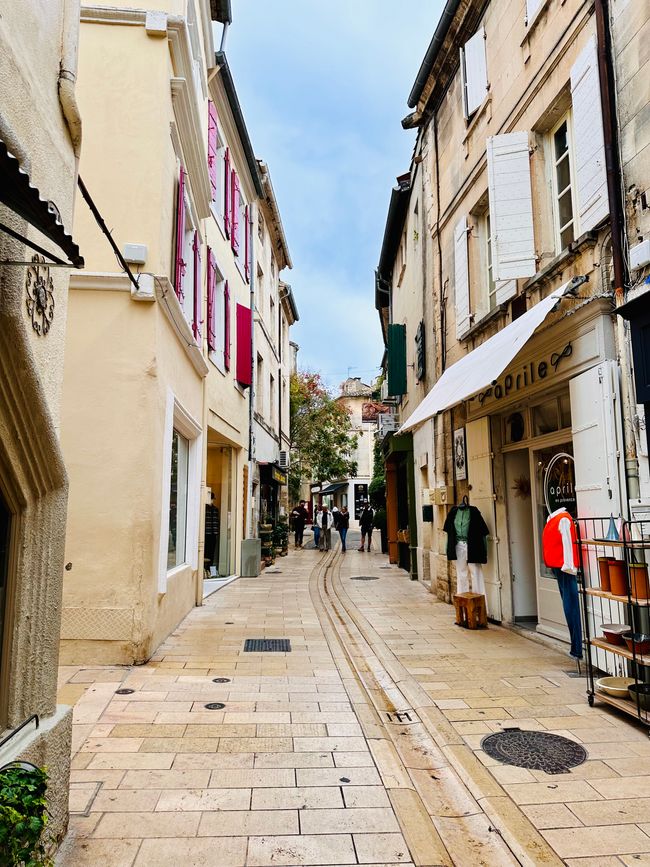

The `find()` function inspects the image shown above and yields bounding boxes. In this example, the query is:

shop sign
[544,452,577,517]
[476,342,573,406]
[272,467,287,485]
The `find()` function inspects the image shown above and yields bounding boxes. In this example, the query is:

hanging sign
[544,452,577,517]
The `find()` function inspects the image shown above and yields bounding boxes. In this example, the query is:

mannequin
[542,507,582,660]
[443,496,490,609]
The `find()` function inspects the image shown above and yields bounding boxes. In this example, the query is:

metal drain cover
[115,688,134,695]
[481,729,587,775]
[212,677,230,683]
[244,638,291,652]
[350,575,379,581]
[205,702,226,710]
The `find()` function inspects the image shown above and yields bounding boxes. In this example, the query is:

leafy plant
[0,764,51,867]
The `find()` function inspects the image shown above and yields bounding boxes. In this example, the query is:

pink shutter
[236,303,253,387]
[192,230,201,340]
[207,101,218,200]
[224,280,231,370]
[231,171,240,255]
[223,148,231,237]
[174,167,186,301]
[206,248,216,352]
[244,204,250,282]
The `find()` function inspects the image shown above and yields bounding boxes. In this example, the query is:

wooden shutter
[454,216,471,339]
[487,132,536,281]
[192,230,201,340]
[206,247,216,352]
[236,303,253,387]
[495,279,517,306]
[461,27,488,118]
[224,280,230,370]
[207,101,218,200]
[231,172,240,255]
[415,320,426,382]
[174,167,186,301]
[387,323,407,396]
[244,204,250,282]
[571,35,608,232]
[224,148,231,237]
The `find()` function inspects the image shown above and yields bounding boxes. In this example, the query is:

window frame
[548,112,579,254]
[208,259,227,374]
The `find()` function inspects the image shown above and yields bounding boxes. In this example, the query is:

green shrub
[0,764,51,867]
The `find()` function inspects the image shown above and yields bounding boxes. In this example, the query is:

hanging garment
[542,508,579,574]
[455,541,488,614]
[444,505,489,563]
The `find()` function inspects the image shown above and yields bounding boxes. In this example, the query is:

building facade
[0,0,84,847]
[378,0,649,648]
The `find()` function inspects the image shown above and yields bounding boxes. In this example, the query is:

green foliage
[0,765,51,867]
[369,439,386,509]
[289,371,358,499]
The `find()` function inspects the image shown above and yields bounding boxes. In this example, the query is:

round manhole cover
[481,729,587,774]
[350,576,379,581]
[205,702,225,710]
[212,677,230,683]
[115,688,134,695]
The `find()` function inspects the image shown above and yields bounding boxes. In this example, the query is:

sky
[226,1,443,393]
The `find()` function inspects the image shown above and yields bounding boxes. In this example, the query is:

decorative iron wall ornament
[25,254,55,335]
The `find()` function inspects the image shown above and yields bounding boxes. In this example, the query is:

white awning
[398,280,577,433]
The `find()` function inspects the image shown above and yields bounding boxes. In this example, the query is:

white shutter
[571,35,608,232]
[526,0,543,24]
[495,280,517,306]
[461,27,488,117]
[454,216,471,339]
[487,132,536,281]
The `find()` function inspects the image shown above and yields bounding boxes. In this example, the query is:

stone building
[0,0,84,847]
[378,0,649,647]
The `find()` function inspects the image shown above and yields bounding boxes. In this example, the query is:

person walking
[338,506,350,553]
[359,503,374,552]
[291,500,308,549]
[317,505,333,552]
[332,506,340,531]
[312,505,322,549]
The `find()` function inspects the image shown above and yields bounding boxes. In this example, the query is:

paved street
[56,541,650,866]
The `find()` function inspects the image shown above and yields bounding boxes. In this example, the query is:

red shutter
[192,230,201,340]
[223,148,231,237]
[244,204,250,282]
[174,167,186,301]
[224,280,231,371]
[206,248,216,352]
[231,171,240,255]
[236,303,253,387]
[207,101,218,200]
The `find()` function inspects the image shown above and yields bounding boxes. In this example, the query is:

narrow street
[56,538,650,867]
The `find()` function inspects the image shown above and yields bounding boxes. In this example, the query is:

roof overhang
[319,482,348,495]
[210,0,232,24]
[375,175,411,311]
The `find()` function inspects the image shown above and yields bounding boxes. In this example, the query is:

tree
[289,371,358,501]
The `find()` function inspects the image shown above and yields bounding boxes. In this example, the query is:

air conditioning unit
[378,413,398,438]
[279,450,290,469]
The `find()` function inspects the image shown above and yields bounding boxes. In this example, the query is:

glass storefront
[167,429,189,569]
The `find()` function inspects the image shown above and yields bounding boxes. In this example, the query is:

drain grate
[212,677,230,683]
[115,688,134,695]
[350,575,379,581]
[244,638,291,653]
[481,728,587,775]
[205,702,226,710]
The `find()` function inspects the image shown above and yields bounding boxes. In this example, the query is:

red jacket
[542,509,579,573]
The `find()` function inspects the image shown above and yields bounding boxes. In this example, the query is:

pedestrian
[359,502,374,552]
[317,505,333,551]
[338,505,350,553]
[291,500,308,549]
[312,505,322,549]
[332,506,340,530]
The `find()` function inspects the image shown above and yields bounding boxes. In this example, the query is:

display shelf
[583,538,650,549]
[590,637,650,666]
[585,586,650,606]
[595,690,648,722]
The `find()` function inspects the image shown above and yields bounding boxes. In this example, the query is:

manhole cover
[244,638,291,652]
[481,729,587,774]
[205,702,225,710]
[350,576,379,581]
[115,688,134,695]
[212,677,230,683]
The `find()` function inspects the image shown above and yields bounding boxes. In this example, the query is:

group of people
[290,500,375,554]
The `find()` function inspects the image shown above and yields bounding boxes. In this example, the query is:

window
[207,249,227,371]
[479,210,498,314]
[258,211,264,242]
[550,115,577,251]
[269,296,276,346]
[270,373,276,430]
[167,429,189,569]
[256,355,264,415]
[208,103,227,222]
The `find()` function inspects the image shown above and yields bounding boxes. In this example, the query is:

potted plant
[0,763,51,867]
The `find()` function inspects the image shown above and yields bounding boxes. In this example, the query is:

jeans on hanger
[551,567,583,659]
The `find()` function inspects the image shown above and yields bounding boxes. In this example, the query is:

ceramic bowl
[596,675,634,698]
[622,633,650,655]
[628,682,650,710]
[601,624,629,646]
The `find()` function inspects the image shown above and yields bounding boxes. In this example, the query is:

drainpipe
[594,0,638,505]
[247,205,256,538]
[59,0,82,166]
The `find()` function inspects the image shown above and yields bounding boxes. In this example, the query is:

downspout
[246,205,256,538]
[594,0,638,504]
[59,0,82,167]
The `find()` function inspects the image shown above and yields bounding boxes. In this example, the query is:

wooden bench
[453,592,488,629]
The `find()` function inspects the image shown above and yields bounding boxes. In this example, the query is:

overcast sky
[226,2,442,392]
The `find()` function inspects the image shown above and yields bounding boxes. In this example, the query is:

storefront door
[504,449,537,622]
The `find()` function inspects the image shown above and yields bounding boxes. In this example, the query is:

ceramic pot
[628,683,650,710]
[630,563,650,600]
[597,557,611,592]
[601,624,629,646]
[608,559,627,596]
[596,675,634,697]
[622,632,650,655]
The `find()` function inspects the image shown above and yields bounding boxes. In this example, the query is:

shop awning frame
[398,277,586,433]
[319,482,348,495]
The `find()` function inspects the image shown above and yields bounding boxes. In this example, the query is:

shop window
[167,429,189,569]
[550,115,577,251]
[532,399,559,436]
[505,412,526,444]
[559,393,572,429]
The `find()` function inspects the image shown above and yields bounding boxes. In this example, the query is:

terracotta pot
[630,563,650,600]
[608,559,628,597]
[597,557,611,592]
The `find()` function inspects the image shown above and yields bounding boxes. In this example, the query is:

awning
[398,279,580,433]
[319,482,348,495]
[0,139,83,268]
